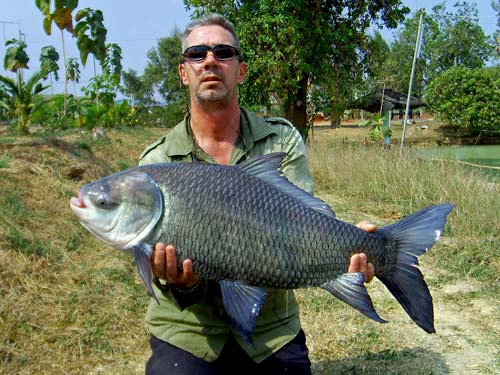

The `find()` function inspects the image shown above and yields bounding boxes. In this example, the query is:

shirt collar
[164,108,280,160]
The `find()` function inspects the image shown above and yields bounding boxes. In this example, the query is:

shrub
[425,66,500,135]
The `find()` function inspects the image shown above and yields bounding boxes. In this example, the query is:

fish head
[70,170,163,249]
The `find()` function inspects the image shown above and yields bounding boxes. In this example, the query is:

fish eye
[91,192,117,209]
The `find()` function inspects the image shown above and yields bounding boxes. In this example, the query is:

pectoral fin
[219,280,267,345]
[322,272,386,324]
[133,244,159,304]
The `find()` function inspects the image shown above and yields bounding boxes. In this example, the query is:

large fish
[70,152,453,343]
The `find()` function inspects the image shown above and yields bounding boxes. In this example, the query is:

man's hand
[151,243,199,288]
[348,221,377,283]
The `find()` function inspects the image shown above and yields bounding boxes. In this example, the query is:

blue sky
[0,0,497,95]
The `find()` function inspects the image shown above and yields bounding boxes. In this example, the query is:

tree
[493,0,500,56]
[103,43,122,78]
[382,10,430,97]
[121,69,151,106]
[4,39,29,72]
[73,8,107,68]
[39,45,60,95]
[35,0,79,125]
[386,1,497,97]
[184,0,409,137]
[0,70,49,134]
[426,1,496,80]
[142,28,185,105]
[1,38,49,134]
[66,57,80,95]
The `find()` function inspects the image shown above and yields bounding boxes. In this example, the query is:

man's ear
[178,63,189,86]
[237,61,247,84]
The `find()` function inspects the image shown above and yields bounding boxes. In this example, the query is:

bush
[425,66,500,135]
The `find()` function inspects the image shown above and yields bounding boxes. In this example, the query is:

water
[418,145,500,181]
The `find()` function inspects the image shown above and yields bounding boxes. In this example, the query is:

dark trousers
[145,329,312,375]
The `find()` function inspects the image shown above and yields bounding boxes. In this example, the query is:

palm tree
[0,70,49,134]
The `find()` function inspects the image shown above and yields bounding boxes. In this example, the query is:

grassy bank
[0,126,498,374]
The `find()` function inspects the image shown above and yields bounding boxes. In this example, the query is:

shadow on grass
[312,347,449,375]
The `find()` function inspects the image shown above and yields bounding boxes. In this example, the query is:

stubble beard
[194,85,233,108]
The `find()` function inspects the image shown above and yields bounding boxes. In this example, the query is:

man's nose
[203,50,219,65]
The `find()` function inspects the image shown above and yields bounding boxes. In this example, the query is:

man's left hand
[348,221,377,283]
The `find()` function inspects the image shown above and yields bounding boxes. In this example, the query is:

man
[139,13,375,375]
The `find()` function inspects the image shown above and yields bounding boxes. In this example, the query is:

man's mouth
[201,74,222,83]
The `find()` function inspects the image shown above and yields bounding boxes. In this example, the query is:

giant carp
[70,152,453,343]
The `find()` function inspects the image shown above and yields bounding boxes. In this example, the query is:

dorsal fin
[236,153,335,219]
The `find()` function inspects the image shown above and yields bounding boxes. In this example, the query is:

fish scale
[70,152,453,343]
[143,162,384,288]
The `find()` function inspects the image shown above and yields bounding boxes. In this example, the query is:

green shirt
[139,108,314,363]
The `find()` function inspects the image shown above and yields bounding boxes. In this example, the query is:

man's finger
[356,221,377,233]
[152,243,167,278]
[165,245,179,282]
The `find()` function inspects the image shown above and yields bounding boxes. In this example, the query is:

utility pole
[0,20,21,41]
[401,11,424,150]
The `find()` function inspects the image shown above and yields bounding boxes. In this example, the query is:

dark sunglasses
[182,44,242,63]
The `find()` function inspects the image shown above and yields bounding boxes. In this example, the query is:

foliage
[39,45,60,81]
[425,66,500,135]
[359,113,392,142]
[74,8,107,67]
[82,72,119,105]
[35,0,78,35]
[121,69,152,105]
[103,42,123,77]
[35,0,79,127]
[382,2,497,97]
[425,2,496,82]
[494,0,500,56]
[3,38,29,72]
[30,94,76,129]
[142,29,185,105]
[0,70,49,134]
[133,102,186,128]
[66,57,81,94]
[184,0,410,136]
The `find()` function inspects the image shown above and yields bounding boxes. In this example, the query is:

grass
[0,123,499,374]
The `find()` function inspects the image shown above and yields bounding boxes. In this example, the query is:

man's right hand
[151,243,199,288]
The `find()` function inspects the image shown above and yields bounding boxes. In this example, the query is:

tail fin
[377,204,454,333]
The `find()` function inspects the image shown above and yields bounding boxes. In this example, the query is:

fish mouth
[70,193,86,210]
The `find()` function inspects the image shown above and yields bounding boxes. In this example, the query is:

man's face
[179,25,247,107]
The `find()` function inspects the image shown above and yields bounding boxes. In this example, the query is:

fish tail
[376,203,454,333]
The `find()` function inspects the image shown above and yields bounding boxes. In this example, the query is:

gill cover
[78,170,163,248]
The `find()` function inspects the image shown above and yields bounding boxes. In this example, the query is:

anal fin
[322,272,387,324]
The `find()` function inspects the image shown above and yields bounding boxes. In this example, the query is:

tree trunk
[61,30,68,128]
[284,76,309,139]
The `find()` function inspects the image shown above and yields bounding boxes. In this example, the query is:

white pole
[401,11,424,150]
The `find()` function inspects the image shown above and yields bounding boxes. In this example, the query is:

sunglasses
[182,44,242,63]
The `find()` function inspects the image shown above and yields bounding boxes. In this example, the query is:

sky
[0,0,497,95]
